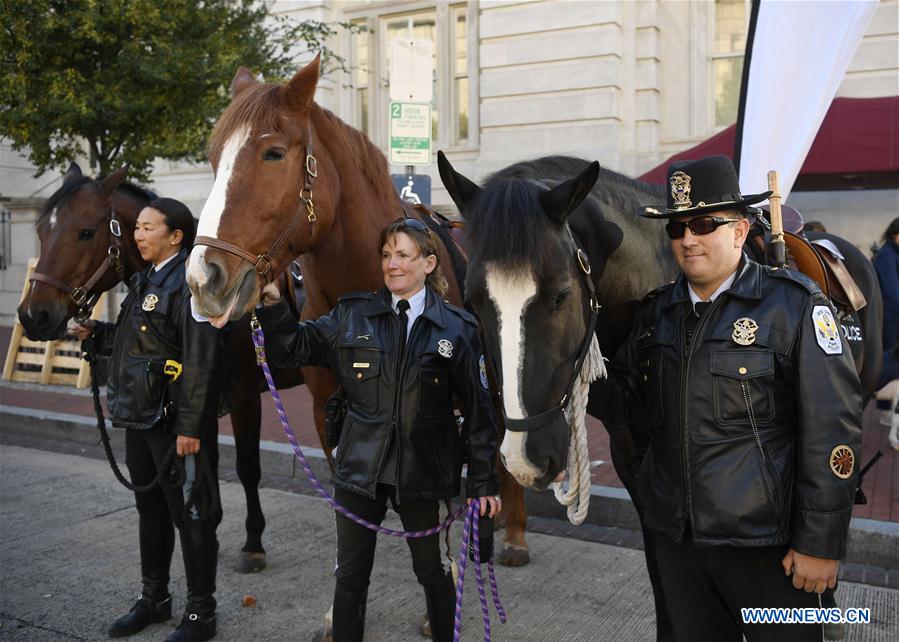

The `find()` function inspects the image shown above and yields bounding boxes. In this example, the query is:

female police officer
[71,198,225,642]
[256,217,500,642]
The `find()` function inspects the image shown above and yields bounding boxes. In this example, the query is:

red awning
[638,96,899,189]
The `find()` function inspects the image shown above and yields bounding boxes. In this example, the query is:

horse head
[438,152,601,490]
[188,54,336,327]
[18,163,143,340]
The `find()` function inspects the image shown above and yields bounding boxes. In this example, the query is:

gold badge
[142,293,159,312]
[829,445,855,479]
[670,171,692,209]
[732,318,758,345]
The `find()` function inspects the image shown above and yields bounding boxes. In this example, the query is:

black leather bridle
[501,226,600,433]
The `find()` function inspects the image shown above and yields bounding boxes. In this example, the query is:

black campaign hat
[638,155,772,219]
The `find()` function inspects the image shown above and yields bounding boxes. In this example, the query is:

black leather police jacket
[593,257,862,559]
[257,287,499,502]
[93,249,226,437]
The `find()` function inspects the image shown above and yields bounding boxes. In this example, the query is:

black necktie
[684,301,711,346]
[397,299,410,355]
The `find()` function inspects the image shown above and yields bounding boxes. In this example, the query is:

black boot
[165,519,217,642]
[109,516,174,637]
[332,586,368,642]
[423,572,456,642]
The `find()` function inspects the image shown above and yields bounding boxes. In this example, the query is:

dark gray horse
[437,151,883,641]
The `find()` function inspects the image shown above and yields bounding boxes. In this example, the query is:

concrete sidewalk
[2,444,898,642]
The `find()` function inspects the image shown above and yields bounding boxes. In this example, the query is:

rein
[195,139,319,284]
[31,212,125,323]
[82,337,219,523]
[249,314,506,641]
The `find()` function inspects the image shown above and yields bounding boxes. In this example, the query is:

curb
[2,406,896,569]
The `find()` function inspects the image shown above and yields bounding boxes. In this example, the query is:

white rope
[550,336,607,525]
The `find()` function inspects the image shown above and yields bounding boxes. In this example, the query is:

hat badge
[670,171,692,209]
[142,293,159,312]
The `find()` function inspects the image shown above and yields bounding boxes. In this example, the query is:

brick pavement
[1,325,896,522]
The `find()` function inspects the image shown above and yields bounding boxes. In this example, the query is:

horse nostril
[204,259,226,293]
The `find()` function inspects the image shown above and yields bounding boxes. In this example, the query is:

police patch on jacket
[479,354,489,390]
[829,445,855,479]
[812,305,842,354]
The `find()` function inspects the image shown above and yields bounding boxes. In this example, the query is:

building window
[352,19,370,137]
[347,2,476,153]
[711,0,749,127]
[451,5,469,144]
[383,10,438,140]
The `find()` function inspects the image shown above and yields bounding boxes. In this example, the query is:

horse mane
[315,107,398,207]
[39,175,156,223]
[468,156,663,272]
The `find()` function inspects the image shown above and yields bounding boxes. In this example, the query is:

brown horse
[16,162,304,574]
[185,54,532,634]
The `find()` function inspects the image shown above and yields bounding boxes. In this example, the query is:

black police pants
[333,484,448,593]
[655,531,823,642]
[125,423,221,613]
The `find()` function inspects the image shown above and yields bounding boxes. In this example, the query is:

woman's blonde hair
[378,218,449,297]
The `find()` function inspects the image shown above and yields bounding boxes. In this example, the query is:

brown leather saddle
[751,205,866,314]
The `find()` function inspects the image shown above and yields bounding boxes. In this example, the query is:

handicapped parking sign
[392,174,431,205]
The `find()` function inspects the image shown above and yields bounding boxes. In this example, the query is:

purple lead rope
[250,318,504,641]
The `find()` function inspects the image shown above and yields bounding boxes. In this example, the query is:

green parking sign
[389,102,431,165]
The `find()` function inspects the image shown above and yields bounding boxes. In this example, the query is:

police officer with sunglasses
[590,156,861,641]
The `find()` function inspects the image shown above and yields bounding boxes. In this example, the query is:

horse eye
[78,228,95,241]
[554,288,572,309]
[263,148,286,162]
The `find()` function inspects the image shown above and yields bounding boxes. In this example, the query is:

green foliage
[0,0,362,181]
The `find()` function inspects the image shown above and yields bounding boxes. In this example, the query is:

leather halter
[194,140,318,284]
[30,211,126,322]
[501,226,601,433]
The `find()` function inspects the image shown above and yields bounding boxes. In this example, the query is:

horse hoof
[497,544,530,567]
[234,551,267,573]
[419,616,431,638]
[311,627,333,642]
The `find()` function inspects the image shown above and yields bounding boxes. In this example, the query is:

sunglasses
[665,216,742,240]
[396,217,433,237]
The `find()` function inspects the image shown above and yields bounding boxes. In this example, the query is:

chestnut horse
[16,162,304,573]
[185,54,532,635]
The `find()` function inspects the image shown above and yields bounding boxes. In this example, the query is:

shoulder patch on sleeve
[478,354,490,390]
[812,304,843,355]
[766,266,821,295]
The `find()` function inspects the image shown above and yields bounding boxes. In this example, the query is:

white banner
[737,0,877,201]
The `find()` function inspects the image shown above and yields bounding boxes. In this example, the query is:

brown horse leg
[228,380,268,573]
[496,465,530,567]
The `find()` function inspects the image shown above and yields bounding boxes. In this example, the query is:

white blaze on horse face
[187,125,251,287]
[485,265,544,486]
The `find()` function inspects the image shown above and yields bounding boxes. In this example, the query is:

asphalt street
[1,443,897,641]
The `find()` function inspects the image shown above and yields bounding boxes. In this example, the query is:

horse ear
[231,66,258,98]
[99,166,128,200]
[63,162,83,184]
[539,161,600,223]
[437,151,481,218]
[285,53,321,112]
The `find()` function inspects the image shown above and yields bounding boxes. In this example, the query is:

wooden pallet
[2,258,104,388]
